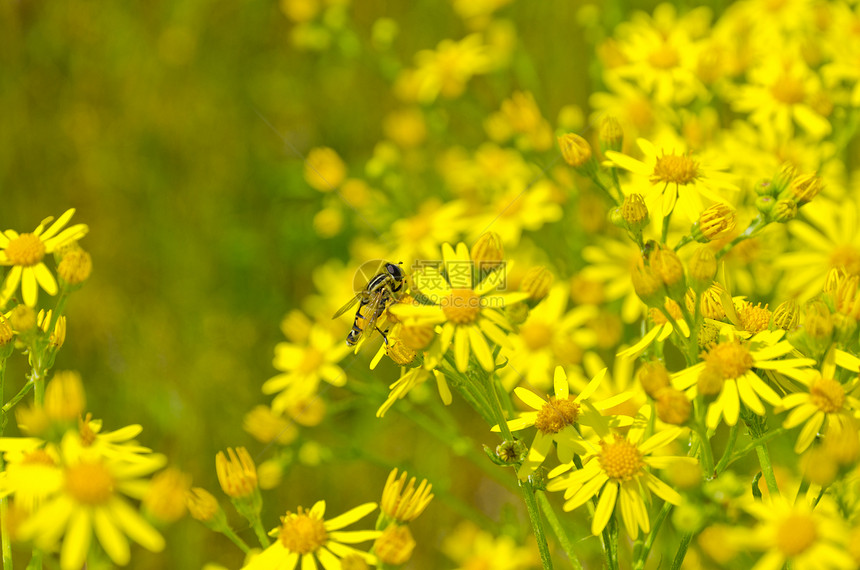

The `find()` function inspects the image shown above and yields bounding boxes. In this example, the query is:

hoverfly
[332,261,406,347]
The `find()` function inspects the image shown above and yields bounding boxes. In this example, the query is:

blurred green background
[0,0,627,567]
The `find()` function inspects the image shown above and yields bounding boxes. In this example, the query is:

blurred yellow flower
[409,34,493,102]
[304,147,347,192]
[0,209,88,307]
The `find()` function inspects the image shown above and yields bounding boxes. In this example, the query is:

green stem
[670,532,693,570]
[251,517,271,548]
[1,382,34,415]
[634,501,672,570]
[715,215,766,260]
[519,480,554,570]
[602,518,620,570]
[31,351,47,408]
[661,193,674,244]
[26,549,42,570]
[693,398,714,476]
[755,443,780,497]
[537,492,582,570]
[0,358,11,570]
[728,428,787,468]
[715,423,739,475]
[220,526,251,554]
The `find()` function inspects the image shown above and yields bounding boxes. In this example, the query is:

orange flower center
[65,461,114,505]
[775,513,817,556]
[22,449,55,466]
[280,508,328,554]
[810,377,845,413]
[738,302,772,333]
[598,435,644,481]
[520,321,553,350]
[704,340,754,380]
[534,396,580,434]
[442,288,481,324]
[5,233,45,267]
[770,74,805,104]
[650,152,699,186]
[830,245,860,276]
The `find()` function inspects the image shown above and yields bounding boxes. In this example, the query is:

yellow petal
[94,507,130,565]
[22,267,38,307]
[325,502,377,531]
[454,326,470,372]
[553,367,568,399]
[468,325,495,371]
[591,481,618,536]
[60,509,92,570]
[514,387,547,411]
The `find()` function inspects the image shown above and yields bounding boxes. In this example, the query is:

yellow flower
[215,447,257,499]
[304,147,347,192]
[391,242,527,372]
[17,432,166,570]
[777,197,860,300]
[441,521,539,570]
[617,299,690,361]
[731,496,854,570]
[672,330,815,429]
[781,349,860,453]
[264,324,351,412]
[409,34,493,102]
[606,137,736,222]
[374,367,452,418]
[496,367,633,478]
[0,209,88,307]
[546,408,695,537]
[579,236,645,323]
[380,468,433,523]
[498,285,598,391]
[242,501,380,570]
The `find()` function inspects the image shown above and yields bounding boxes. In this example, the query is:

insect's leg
[376,327,389,345]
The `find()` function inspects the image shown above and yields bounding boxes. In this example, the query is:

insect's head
[385,261,405,282]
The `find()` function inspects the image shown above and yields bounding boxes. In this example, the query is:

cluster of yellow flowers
[6,0,860,568]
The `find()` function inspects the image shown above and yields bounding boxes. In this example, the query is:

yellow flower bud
[599,116,623,151]
[520,266,553,301]
[471,232,504,272]
[373,524,416,566]
[655,387,691,425]
[771,199,797,223]
[10,305,36,334]
[772,299,799,330]
[558,133,592,167]
[187,487,220,523]
[57,247,93,285]
[692,203,736,242]
[697,364,724,396]
[788,172,824,204]
[144,467,192,523]
[637,361,671,399]
[243,406,298,445]
[631,260,664,307]
[44,371,86,423]
[621,193,649,232]
[0,316,13,346]
[386,339,417,366]
[399,324,435,350]
[688,246,717,286]
[215,447,257,499]
[804,301,833,340]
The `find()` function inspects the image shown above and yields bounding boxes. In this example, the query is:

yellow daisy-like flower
[606,137,737,223]
[264,324,351,412]
[391,242,527,372]
[375,366,452,418]
[672,330,816,429]
[17,432,167,570]
[731,496,854,570]
[441,521,539,570]
[579,236,645,323]
[242,501,380,570]
[498,285,598,392]
[781,350,860,453]
[546,408,695,538]
[495,367,633,478]
[777,197,860,301]
[0,209,89,307]
[408,34,493,102]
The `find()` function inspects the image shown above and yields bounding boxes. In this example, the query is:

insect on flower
[333,261,406,347]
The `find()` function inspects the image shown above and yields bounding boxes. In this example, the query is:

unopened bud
[631,260,664,307]
[805,301,833,340]
[655,387,691,425]
[692,203,736,242]
[558,133,592,167]
[471,232,504,272]
[520,266,553,301]
[772,299,799,330]
[386,339,417,366]
[58,248,92,286]
[621,194,649,233]
[374,524,416,565]
[186,487,220,523]
[771,199,797,223]
[788,172,824,205]
[637,361,671,399]
[755,196,775,216]
[599,116,624,152]
[772,164,797,195]
[688,247,717,287]
[649,246,685,298]
[9,305,36,334]
[399,324,435,350]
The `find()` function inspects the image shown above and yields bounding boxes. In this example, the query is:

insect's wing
[332,293,363,319]
[356,288,387,342]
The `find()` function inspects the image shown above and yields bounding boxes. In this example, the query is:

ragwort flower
[242,501,380,570]
[546,408,695,538]
[391,242,527,372]
[0,209,88,307]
